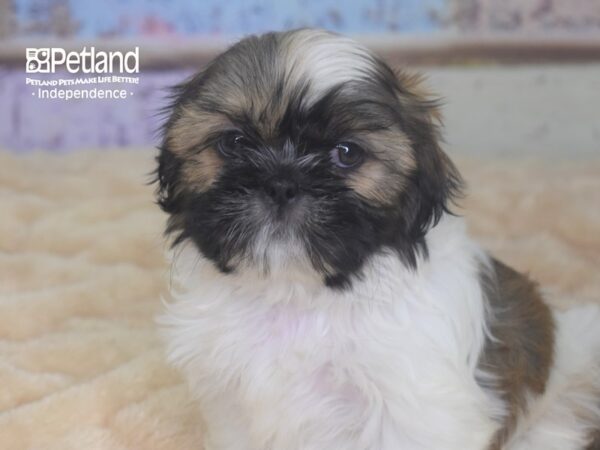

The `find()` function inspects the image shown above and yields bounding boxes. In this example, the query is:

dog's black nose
[264,178,298,205]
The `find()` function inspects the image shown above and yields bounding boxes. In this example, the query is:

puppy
[155,29,600,450]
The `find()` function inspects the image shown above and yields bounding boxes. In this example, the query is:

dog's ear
[154,68,215,208]
[155,67,232,213]
[393,71,463,241]
[153,75,199,232]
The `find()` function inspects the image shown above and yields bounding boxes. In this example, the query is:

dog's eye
[330,143,365,169]
[218,133,251,156]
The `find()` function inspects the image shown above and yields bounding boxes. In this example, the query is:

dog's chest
[165,233,502,448]
[177,285,498,449]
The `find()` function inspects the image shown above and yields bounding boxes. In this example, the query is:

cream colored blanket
[0,150,598,450]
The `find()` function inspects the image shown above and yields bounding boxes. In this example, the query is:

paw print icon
[26,48,51,73]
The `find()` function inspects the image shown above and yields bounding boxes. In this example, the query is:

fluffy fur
[155,29,600,449]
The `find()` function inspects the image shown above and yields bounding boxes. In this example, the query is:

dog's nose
[264,178,298,205]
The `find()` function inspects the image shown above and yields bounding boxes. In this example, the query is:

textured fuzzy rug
[0,150,598,450]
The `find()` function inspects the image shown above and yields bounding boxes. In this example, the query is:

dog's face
[156,29,460,288]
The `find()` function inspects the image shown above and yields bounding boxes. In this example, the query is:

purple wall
[0,69,192,151]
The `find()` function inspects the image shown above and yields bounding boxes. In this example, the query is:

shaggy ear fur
[155,146,182,214]
[393,71,463,242]
[154,72,208,238]
[155,145,192,248]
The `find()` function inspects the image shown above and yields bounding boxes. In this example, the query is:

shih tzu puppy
[155,29,600,450]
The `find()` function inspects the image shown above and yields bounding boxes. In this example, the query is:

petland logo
[26,47,139,74]
[25,46,140,101]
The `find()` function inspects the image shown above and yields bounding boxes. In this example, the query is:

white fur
[161,216,508,450]
[282,29,375,106]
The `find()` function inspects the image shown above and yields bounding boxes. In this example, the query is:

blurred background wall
[1,0,599,156]
[3,0,600,38]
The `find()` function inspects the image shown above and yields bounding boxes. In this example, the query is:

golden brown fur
[479,259,556,449]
